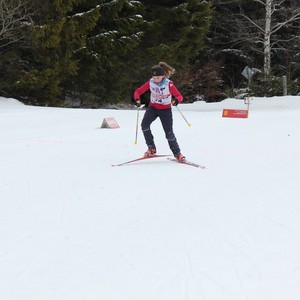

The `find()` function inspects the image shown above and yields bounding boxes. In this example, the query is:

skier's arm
[134,81,150,103]
[169,81,183,105]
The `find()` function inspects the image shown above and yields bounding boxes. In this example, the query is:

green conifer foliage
[2,0,213,106]
[15,0,100,105]
[140,0,212,69]
[72,0,145,105]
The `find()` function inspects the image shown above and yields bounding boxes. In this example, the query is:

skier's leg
[141,107,158,149]
[158,108,181,156]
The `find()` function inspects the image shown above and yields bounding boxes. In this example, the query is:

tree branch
[0,0,32,49]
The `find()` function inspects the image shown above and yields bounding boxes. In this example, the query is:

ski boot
[175,153,186,162]
[144,148,156,157]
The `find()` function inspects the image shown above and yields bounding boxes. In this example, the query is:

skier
[134,62,185,162]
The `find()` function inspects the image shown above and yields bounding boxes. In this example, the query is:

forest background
[1,0,300,108]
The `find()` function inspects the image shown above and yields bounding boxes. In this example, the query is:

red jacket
[134,78,183,110]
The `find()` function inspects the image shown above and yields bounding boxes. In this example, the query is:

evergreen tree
[11,0,100,105]
[72,0,145,106]
[140,0,212,70]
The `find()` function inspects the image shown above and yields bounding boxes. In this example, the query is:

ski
[167,158,206,169]
[112,154,170,167]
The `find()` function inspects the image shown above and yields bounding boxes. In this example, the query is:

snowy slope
[1,96,300,300]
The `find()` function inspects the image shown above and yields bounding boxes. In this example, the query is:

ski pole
[134,107,140,144]
[176,105,191,127]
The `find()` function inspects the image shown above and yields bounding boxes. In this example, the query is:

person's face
[152,75,164,83]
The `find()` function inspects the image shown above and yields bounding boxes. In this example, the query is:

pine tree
[72,0,145,105]
[13,0,100,105]
[140,0,212,69]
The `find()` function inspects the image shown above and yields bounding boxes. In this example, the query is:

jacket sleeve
[134,81,150,99]
[169,81,183,102]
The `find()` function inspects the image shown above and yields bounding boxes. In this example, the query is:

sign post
[241,66,260,86]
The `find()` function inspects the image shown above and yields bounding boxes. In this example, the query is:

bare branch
[253,0,266,6]
[239,8,265,33]
[0,0,32,50]
[271,11,300,34]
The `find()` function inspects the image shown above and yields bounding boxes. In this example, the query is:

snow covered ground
[1,95,300,300]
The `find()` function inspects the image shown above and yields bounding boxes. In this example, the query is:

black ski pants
[141,106,181,156]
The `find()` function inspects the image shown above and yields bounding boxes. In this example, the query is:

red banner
[222,109,248,118]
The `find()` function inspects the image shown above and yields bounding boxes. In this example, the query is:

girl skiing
[134,62,185,162]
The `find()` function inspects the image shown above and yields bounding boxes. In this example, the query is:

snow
[1,95,300,300]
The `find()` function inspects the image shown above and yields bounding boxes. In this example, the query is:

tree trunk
[264,0,272,77]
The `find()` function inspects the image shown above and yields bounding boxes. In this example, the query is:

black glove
[135,99,141,107]
[172,99,179,106]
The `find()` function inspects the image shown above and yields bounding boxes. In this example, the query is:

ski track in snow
[1,96,300,300]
